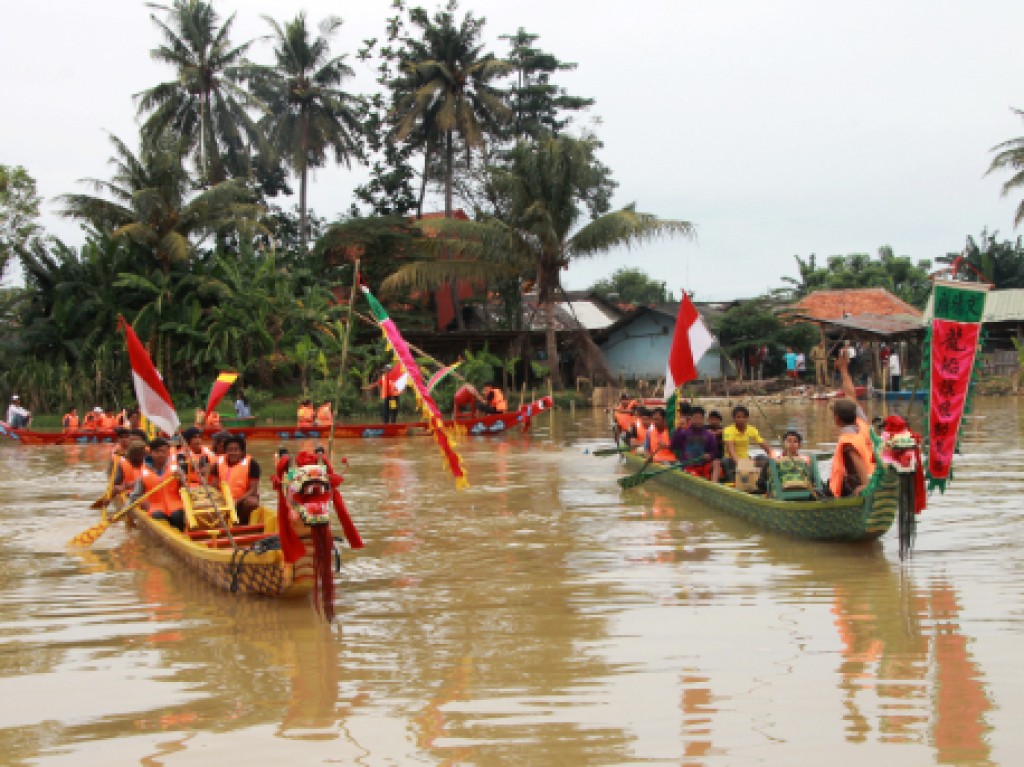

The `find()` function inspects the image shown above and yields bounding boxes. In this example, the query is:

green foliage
[782,246,933,307]
[988,107,1024,228]
[717,296,819,375]
[0,165,42,279]
[590,267,673,306]
[936,229,1024,289]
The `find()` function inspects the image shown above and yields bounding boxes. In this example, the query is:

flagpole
[328,259,360,464]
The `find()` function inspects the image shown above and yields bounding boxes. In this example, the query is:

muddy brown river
[0,397,1021,765]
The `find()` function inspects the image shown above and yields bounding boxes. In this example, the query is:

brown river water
[0,397,1022,766]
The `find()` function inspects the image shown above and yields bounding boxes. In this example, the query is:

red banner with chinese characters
[928,319,981,481]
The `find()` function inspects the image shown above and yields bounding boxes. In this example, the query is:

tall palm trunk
[542,301,563,390]
[299,112,310,252]
[443,130,465,330]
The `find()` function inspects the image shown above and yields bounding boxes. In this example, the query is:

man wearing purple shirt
[669,406,722,481]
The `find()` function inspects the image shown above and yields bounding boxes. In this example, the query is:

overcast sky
[4,0,1024,299]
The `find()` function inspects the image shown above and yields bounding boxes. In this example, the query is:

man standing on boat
[366,364,400,424]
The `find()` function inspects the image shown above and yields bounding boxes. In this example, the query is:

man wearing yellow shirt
[721,405,774,481]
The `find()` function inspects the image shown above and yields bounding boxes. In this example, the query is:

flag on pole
[360,283,469,489]
[664,294,715,429]
[387,364,409,394]
[204,372,238,422]
[119,317,179,436]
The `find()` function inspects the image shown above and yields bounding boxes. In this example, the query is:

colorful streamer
[427,361,462,393]
[204,371,238,421]
[361,284,469,489]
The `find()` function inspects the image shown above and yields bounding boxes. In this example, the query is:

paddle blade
[68,518,114,547]
[89,495,110,510]
[594,446,628,457]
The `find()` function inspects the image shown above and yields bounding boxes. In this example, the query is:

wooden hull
[6,397,553,445]
[129,506,315,598]
[621,453,898,542]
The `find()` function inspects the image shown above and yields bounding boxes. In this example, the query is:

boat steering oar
[618,457,703,489]
[89,455,121,510]
[68,474,177,547]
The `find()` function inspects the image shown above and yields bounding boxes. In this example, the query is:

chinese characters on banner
[927,281,988,485]
[928,319,980,481]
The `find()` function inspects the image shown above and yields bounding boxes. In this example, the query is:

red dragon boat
[1,396,554,446]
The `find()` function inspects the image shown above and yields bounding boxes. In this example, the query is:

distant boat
[870,389,927,402]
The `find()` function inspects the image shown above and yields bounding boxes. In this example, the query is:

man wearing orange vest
[218,434,260,524]
[643,407,677,463]
[62,408,80,432]
[179,426,215,486]
[132,437,185,532]
[366,365,399,424]
[113,438,148,496]
[826,351,877,497]
[297,399,315,427]
[479,384,507,414]
[315,400,334,427]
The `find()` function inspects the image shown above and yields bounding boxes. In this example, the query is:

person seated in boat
[133,437,186,532]
[193,407,205,428]
[835,349,878,456]
[758,430,814,495]
[643,408,676,463]
[707,410,725,460]
[676,400,692,431]
[6,395,31,428]
[126,408,143,431]
[112,426,132,458]
[62,407,80,432]
[453,383,481,418]
[218,434,260,524]
[669,405,721,479]
[315,400,334,427]
[210,430,232,462]
[98,409,117,430]
[113,438,148,496]
[205,409,222,430]
[179,426,215,486]
[81,406,102,431]
[297,399,315,427]
[479,384,507,415]
[720,405,773,481]
[626,406,653,450]
[825,400,874,498]
[616,391,636,413]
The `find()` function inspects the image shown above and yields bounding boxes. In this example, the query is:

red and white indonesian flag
[119,317,179,436]
[665,293,715,397]
[387,365,409,393]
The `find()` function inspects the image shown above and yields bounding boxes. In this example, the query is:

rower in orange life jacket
[178,426,215,486]
[480,384,507,414]
[82,407,102,430]
[297,399,315,427]
[113,438,148,496]
[644,408,677,463]
[827,353,877,498]
[62,408,80,432]
[315,401,334,427]
[132,437,186,532]
[218,434,260,524]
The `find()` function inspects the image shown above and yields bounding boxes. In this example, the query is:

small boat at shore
[620,452,900,542]
[3,396,554,446]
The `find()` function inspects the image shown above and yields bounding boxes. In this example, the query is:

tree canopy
[589,267,673,306]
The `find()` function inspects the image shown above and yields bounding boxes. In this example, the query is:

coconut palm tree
[383,134,695,388]
[136,0,263,185]
[989,108,1024,228]
[250,13,363,252]
[390,3,511,216]
[59,133,257,275]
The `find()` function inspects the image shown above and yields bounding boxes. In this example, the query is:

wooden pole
[329,259,360,462]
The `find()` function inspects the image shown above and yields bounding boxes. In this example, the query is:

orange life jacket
[378,374,394,399]
[82,413,98,430]
[297,406,314,426]
[139,464,184,515]
[487,388,507,413]
[180,445,215,486]
[120,458,145,487]
[98,414,115,430]
[62,413,79,431]
[206,411,222,429]
[218,456,253,502]
[647,425,676,463]
[829,432,875,497]
[315,404,333,425]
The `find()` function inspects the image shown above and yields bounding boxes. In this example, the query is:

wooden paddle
[593,445,631,457]
[89,456,120,509]
[68,474,176,547]
[618,458,703,489]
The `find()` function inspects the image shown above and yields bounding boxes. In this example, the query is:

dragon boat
[4,396,553,446]
[620,452,902,543]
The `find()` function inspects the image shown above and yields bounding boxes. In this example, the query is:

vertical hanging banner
[926,281,989,490]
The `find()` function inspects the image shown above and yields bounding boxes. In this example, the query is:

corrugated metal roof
[922,288,1024,322]
[561,301,618,329]
[789,312,924,339]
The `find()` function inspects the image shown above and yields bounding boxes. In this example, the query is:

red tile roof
[789,288,922,321]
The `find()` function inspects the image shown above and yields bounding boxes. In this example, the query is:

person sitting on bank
[643,407,676,463]
[62,407,79,432]
[479,384,507,414]
[669,405,721,479]
[315,400,334,427]
[218,434,260,524]
[133,437,186,532]
[721,405,774,481]
[297,399,315,427]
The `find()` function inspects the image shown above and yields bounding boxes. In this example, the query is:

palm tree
[989,108,1024,228]
[136,0,263,185]
[384,134,695,388]
[390,3,511,216]
[251,14,363,252]
[59,133,257,275]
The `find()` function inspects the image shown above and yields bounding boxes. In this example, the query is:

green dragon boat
[621,452,900,543]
